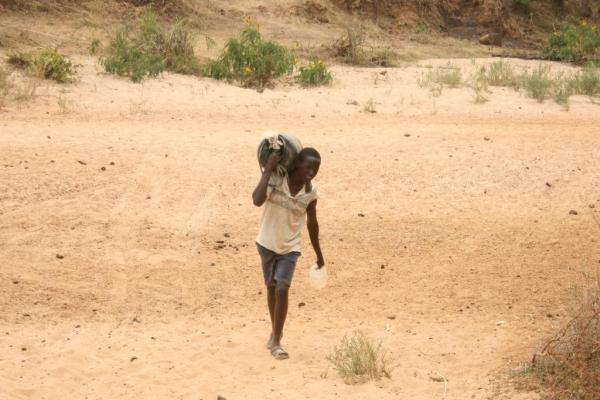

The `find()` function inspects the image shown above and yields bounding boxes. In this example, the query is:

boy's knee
[275,280,290,292]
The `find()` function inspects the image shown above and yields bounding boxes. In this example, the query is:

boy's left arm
[306,200,325,268]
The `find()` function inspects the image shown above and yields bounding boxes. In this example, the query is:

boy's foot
[266,334,274,349]
[266,333,282,350]
[270,345,289,360]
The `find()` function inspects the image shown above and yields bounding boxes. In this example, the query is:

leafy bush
[295,59,332,87]
[202,26,295,88]
[101,13,201,82]
[8,49,75,83]
[545,21,600,63]
[327,331,391,384]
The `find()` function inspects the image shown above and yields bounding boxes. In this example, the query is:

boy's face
[295,156,321,183]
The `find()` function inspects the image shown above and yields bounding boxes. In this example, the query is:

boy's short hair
[297,147,321,163]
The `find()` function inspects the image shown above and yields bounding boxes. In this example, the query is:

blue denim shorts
[256,243,301,287]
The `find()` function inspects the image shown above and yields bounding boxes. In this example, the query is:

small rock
[224,233,230,238]
[56,254,64,259]
[146,196,151,200]
[109,161,115,166]
[12,280,19,284]
[100,166,106,171]
[217,396,227,400]
[387,315,396,320]
[380,265,385,269]
[479,33,502,46]
[130,356,137,362]
[21,347,27,351]
[545,182,552,187]
[47,136,51,139]
[298,302,306,307]
[358,213,365,217]
[590,204,595,209]
[77,160,87,165]
[483,137,490,141]
[569,210,578,215]
[404,134,411,137]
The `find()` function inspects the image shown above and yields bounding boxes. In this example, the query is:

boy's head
[293,147,321,184]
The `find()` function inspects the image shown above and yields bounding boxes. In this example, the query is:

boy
[252,147,324,360]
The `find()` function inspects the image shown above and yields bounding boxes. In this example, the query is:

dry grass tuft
[522,272,600,400]
[327,331,391,384]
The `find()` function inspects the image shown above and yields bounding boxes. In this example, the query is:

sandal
[270,345,289,360]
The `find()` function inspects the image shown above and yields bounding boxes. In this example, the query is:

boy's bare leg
[272,284,289,347]
[266,286,276,347]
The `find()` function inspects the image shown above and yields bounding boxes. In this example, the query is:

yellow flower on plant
[581,20,588,27]
[244,15,253,26]
[244,66,253,74]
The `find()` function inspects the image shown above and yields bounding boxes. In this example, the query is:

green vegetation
[486,60,519,88]
[471,66,490,103]
[0,67,10,109]
[518,64,554,102]
[295,59,332,87]
[419,61,600,108]
[202,24,295,88]
[101,13,201,82]
[327,331,391,384]
[0,66,38,109]
[8,49,76,83]
[418,66,462,96]
[545,21,600,63]
[89,39,101,55]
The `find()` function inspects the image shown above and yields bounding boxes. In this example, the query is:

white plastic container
[308,263,327,289]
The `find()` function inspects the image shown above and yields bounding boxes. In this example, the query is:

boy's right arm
[252,152,281,206]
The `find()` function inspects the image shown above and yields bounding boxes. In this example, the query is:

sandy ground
[1,57,600,400]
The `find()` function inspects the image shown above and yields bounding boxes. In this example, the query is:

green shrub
[202,26,295,87]
[471,66,490,103]
[418,67,462,96]
[90,39,101,55]
[101,13,201,82]
[517,65,554,102]
[327,331,391,384]
[8,49,75,83]
[486,61,519,88]
[0,67,10,109]
[552,75,575,108]
[295,59,332,87]
[545,21,600,63]
[571,64,600,96]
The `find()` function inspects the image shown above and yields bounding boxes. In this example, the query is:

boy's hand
[265,152,281,172]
